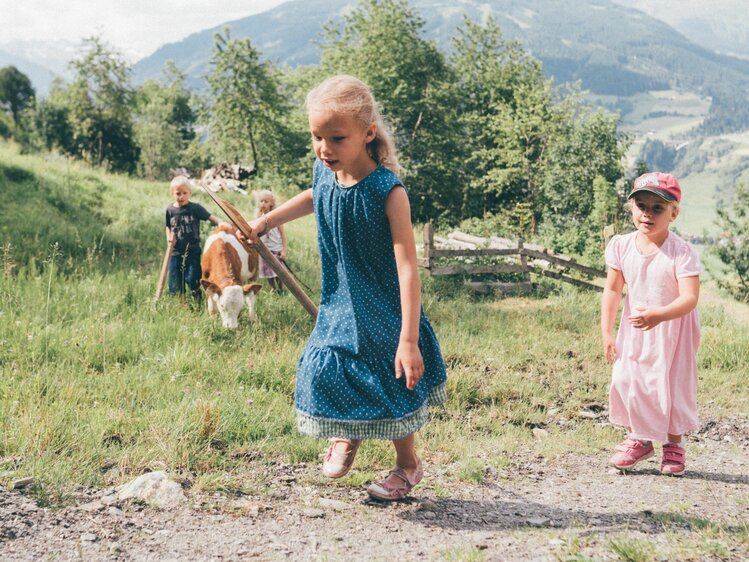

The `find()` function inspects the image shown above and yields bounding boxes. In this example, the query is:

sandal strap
[386,467,414,488]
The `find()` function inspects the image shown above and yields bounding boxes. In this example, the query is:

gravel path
[2,416,748,561]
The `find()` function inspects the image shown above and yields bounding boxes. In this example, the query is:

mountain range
[4,0,749,100]
[129,0,749,99]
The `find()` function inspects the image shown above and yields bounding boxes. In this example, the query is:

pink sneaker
[609,437,654,470]
[660,443,686,476]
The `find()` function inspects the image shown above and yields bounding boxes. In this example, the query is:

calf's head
[201,281,261,329]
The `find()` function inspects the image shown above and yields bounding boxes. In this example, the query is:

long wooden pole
[200,186,318,319]
[155,240,175,299]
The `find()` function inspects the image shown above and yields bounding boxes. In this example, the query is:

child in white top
[253,189,287,292]
[601,172,701,476]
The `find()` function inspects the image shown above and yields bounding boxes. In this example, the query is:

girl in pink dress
[601,172,701,475]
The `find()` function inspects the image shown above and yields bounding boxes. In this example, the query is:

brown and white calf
[200,225,262,329]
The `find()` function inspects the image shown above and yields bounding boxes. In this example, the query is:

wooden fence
[419,223,606,294]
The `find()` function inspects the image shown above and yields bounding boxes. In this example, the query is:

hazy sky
[0,0,289,60]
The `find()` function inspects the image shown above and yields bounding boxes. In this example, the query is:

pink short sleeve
[605,235,622,271]
[676,243,701,278]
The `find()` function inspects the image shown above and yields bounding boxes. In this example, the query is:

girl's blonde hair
[253,189,277,218]
[306,75,400,176]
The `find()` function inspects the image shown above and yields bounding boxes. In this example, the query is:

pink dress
[605,231,701,442]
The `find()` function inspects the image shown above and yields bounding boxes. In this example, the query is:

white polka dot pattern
[295,160,448,440]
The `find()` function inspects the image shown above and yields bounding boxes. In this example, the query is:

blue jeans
[168,247,202,301]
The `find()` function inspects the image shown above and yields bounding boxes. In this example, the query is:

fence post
[518,238,530,282]
[423,222,433,275]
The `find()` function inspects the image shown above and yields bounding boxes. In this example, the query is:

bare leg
[382,433,420,487]
[667,433,682,444]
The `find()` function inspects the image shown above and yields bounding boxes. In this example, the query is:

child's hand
[603,334,617,363]
[279,250,287,261]
[395,340,424,390]
[628,307,663,330]
[236,220,263,244]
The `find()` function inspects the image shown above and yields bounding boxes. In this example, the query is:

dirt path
[2,416,748,561]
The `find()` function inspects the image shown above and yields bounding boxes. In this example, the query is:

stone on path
[117,471,186,509]
[317,498,352,511]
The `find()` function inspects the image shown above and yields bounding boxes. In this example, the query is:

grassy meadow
[1,141,748,512]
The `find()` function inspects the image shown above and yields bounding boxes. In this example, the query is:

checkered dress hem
[297,383,447,440]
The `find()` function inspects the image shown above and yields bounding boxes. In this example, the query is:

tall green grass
[0,141,747,504]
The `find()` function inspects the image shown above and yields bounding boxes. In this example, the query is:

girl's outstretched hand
[235,219,264,244]
[603,334,617,363]
[395,340,424,390]
[628,307,663,330]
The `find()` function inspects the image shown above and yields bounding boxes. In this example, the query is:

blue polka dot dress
[295,159,448,440]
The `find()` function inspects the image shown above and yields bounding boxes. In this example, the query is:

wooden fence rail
[419,223,606,294]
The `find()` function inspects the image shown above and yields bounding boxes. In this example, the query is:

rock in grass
[117,471,186,509]
[532,428,549,440]
[302,508,325,518]
[9,477,34,490]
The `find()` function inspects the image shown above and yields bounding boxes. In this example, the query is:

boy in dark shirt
[165,176,224,301]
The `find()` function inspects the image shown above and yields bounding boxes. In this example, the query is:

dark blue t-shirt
[165,202,211,256]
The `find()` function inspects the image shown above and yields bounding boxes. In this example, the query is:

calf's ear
[242,283,262,295]
[201,280,219,293]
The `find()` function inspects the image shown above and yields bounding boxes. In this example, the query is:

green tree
[65,37,139,173]
[318,0,461,222]
[206,29,305,176]
[450,17,543,218]
[134,63,196,180]
[711,184,749,302]
[0,65,35,127]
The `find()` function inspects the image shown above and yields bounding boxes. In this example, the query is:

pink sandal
[322,439,361,479]
[609,437,654,470]
[660,443,686,476]
[367,460,423,501]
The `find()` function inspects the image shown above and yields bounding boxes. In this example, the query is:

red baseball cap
[628,172,681,203]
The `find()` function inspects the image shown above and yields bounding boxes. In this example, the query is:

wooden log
[154,240,175,299]
[488,236,516,249]
[448,231,487,246]
[430,248,520,258]
[430,263,527,276]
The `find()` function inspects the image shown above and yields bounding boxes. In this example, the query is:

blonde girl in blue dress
[244,75,447,500]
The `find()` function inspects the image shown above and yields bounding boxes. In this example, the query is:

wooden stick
[199,187,319,319]
[155,240,174,299]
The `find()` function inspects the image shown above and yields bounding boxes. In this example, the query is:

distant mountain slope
[613,0,749,60]
[0,40,77,96]
[133,0,749,98]
[0,50,59,96]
